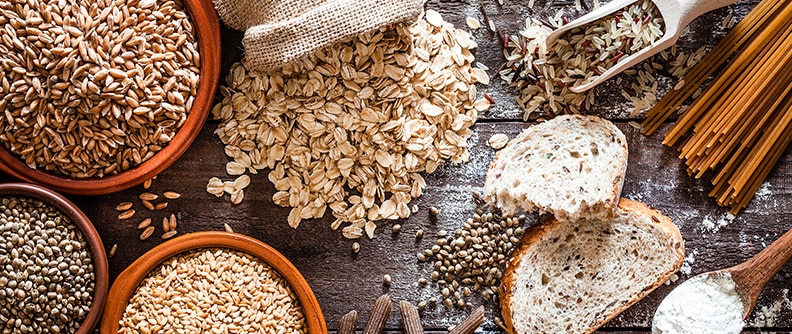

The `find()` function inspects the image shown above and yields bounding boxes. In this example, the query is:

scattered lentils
[417,195,525,308]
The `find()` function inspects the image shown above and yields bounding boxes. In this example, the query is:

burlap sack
[212,0,423,73]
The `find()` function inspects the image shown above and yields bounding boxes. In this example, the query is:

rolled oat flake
[652,272,744,334]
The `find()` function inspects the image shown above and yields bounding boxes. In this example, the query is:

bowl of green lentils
[0,183,109,333]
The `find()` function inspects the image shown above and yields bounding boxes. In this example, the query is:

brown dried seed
[162,217,171,232]
[109,244,118,259]
[169,214,177,231]
[139,192,158,201]
[448,305,484,334]
[118,209,136,220]
[140,226,155,240]
[338,310,358,334]
[399,301,423,334]
[137,218,152,229]
[143,178,153,189]
[429,207,439,216]
[155,202,168,210]
[161,230,178,239]
[116,202,133,211]
[363,295,392,334]
[141,199,155,211]
[163,191,181,199]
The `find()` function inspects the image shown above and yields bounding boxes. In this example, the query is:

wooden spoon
[714,226,792,320]
[544,0,739,93]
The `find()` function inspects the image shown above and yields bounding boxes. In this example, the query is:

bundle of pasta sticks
[641,0,792,213]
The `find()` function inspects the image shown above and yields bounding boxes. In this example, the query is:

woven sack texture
[213,0,423,72]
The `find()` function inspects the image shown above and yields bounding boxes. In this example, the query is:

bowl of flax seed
[100,231,326,334]
[0,0,221,195]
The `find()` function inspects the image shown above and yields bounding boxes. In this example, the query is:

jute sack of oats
[212,0,423,72]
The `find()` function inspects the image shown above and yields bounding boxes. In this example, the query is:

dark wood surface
[4,0,792,332]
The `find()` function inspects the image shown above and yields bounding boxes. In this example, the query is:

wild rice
[500,0,664,118]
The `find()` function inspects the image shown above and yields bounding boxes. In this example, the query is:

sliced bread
[499,198,684,334]
[483,115,627,221]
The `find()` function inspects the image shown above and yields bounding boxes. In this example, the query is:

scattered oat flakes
[226,161,246,175]
[488,133,509,150]
[425,9,443,27]
[212,13,483,238]
[206,177,225,197]
[466,17,481,30]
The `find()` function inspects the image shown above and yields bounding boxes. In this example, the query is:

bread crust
[484,115,628,219]
[499,198,684,334]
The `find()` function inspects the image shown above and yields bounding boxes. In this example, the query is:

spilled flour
[680,248,698,276]
[749,289,792,327]
[701,212,736,234]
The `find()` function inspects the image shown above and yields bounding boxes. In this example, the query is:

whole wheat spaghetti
[640,0,792,214]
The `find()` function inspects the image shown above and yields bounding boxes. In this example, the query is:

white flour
[652,273,744,334]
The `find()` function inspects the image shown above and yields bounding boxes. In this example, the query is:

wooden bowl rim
[0,183,109,334]
[0,0,221,196]
[100,231,327,334]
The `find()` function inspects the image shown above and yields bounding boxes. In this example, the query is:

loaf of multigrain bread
[483,115,627,221]
[499,198,685,334]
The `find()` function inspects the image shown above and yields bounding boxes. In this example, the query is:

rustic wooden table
[3,0,791,332]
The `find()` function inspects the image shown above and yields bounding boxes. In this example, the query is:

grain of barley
[140,226,155,240]
[109,244,118,258]
[118,210,136,220]
[116,202,133,211]
[154,202,168,210]
[118,249,307,333]
[163,191,181,199]
[0,0,200,178]
[223,223,234,233]
[169,214,177,231]
[162,217,171,232]
[141,200,155,211]
[137,218,152,229]
[139,193,158,201]
[161,230,177,239]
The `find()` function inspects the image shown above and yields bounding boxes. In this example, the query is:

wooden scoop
[712,226,792,320]
[544,0,739,93]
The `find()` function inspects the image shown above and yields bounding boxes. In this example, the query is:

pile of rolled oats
[211,10,488,238]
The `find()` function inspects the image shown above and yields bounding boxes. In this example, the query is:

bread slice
[484,115,627,221]
[499,198,684,334]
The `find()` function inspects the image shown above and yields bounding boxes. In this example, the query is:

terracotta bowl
[0,0,221,196]
[0,183,109,333]
[100,231,327,334]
